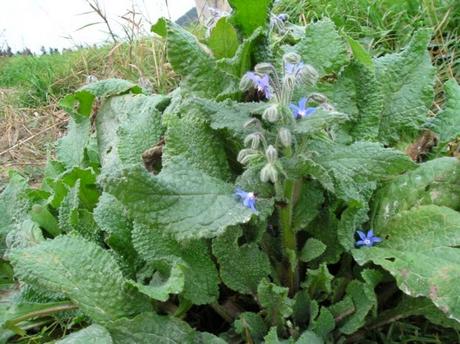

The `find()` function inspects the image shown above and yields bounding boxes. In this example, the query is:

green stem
[279,179,298,294]
[7,302,77,326]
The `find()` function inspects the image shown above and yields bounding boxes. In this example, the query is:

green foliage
[2,3,460,342]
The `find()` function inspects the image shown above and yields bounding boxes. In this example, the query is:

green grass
[0,38,177,108]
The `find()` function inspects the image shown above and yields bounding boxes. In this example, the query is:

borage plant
[1,1,460,343]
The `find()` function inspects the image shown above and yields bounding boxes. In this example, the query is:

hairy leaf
[372,157,460,229]
[234,312,268,343]
[212,226,270,294]
[56,324,113,344]
[208,17,239,59]
[374,29,435,144]
[288,19,348,76]
[9,236,149,323]
[108,312,226,344]
[132,222,219,304]
[432,79,460,154]
[353,205,460,321]
[258,279,293,326]
[152,18,238,99]
[102,156,254,240]
[0,172,30,255]
[228,0,272,37]
[299,238,326,263]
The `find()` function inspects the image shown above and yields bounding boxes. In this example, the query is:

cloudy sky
[0,0,195,53]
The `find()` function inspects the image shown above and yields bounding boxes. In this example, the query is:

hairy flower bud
[278,127,292,147]
[244,132,263,149]
[243,117,260,128]
[260,163,278,183]
[255,62,275,75]
[265,145,278,164]
[283,52,301,65]
[262,105,279,123]
[237,148,259,165]
[283,74,297,92]
[320,102,336,112]
[239,73,254,91]
[298,64,319,86]
[309,92,328,103]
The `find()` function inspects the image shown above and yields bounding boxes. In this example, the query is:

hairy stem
[7,302,78,326]
[279,179,299,294]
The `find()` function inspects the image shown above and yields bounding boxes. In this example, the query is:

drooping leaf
[353,205,460,322]
[228,0,273,37]
[212,226,270,294]
[208,17,239,59]
[431,79,460,154]
[9,236,149,323]
[374,29,435,144]
[128,263,186,302]
[292,180,324,232]
[372,157,460,229]
[55,324,113,344]
[59,79,141,122]
[287,19,348,76]
[152,18,238,99]
[132,222,219,305]
[102,156,254,240]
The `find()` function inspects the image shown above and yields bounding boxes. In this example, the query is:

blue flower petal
[357,231,367,240]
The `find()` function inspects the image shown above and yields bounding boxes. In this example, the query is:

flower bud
[260,163,278,183]
[262,104,279,123]
[320,103,336,112]
[283,74,297,92]
[298,64,319,86]
[244,133,262,149]
[309,92,328,103]
[255,62,275,75]
[239,73,253,91]
[265,145,278,164]
[237,148,259,165]
[243,117,260,128]
[278,127,292,147]
[283,52,301,65]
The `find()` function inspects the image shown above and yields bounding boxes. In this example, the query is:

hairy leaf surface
[9,236,149,323]
[353,205,460,321]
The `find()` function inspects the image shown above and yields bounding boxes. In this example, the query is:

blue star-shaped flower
[285,62,304,76]
[245,72,272,99]
[235,187,257,212]
[356,230,382,248]
[289,97,317,119]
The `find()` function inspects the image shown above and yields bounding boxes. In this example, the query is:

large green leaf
[228,0,272,37]
[287,19,348,76]
[208,17,239,59]
[353,205,460,322]
[212,226,270,294]
[164,112,231,180]
[374,29,435,144]
[0,172,30,256]
[310,141,415,201]
[56,118,91,169]
[102,156,254,240]
[152,18,238,99]
[108,312,226,344]
[55,324,113,344]
[96,94,164,168]
[432,79,460,154]
[372,157,460,229]
[132,222,219,305]
[9,236,149,323]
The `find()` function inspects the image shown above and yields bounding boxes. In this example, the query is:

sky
[0,0,195,53]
